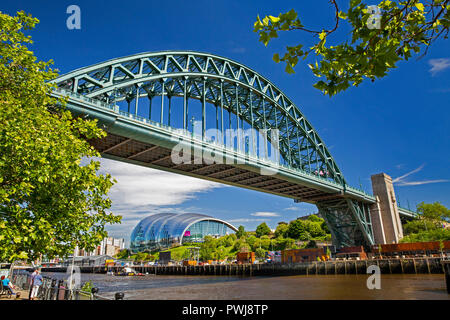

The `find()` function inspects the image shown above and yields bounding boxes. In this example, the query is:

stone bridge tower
[370,173,404,244]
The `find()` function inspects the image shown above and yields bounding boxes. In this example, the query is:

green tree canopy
[236,225,246,238]
[255,247,266,259]
[286,219,328,240]
[255,222,271,237]
[0,11,121,262]
[274,223,289,238]
[402,202,449,241]
[417,201,450,222]
[254,0,450,96]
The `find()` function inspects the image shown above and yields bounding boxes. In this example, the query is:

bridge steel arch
[52,51,376,248]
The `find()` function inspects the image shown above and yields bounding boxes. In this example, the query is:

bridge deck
[91,132,343,204]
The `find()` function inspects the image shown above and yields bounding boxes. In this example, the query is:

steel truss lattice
[54,51,344,185]
[317,199,374,248]
[52,51,381,248]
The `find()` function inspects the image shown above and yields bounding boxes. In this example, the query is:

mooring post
[442,260,450,294]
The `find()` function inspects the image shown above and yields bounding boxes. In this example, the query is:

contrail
[396,179,449,186]
[392,164,425,183]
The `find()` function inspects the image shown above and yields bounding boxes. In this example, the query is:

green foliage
[305,240,318,248]
[274,223,289,238]
[0,11,121,262]
[236,225,246,239]
[255,247,266,259]
[233,238,250,252]
[246,235,257,249]
[400,228,450,243]
[274,237,295,250]
[199,235,217,260]
[132,252,153,262]
[255,222,271,237]
[254,1,450,96]
[81,281,94,293]
[403,219,441,235]
[306,214,321,222]
[287,219,326,240]
[417,202,450,222]
[401,202,449,242]
[115,249,130,260]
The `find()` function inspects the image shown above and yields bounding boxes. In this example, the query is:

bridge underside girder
[90,132,336,202]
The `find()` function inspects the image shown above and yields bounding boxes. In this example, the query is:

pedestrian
[29,269,43,300]
[28,269,38,299]
[1,275,16,296]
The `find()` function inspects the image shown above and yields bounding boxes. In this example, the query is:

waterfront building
[62,255,114,267]
[130,213,237,253]
[74,237,125,257]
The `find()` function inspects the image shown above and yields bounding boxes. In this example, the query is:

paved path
[0,288,30,300]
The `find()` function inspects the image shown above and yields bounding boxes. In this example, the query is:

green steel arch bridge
[51,51,416,249]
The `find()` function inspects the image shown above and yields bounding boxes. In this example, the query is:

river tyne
[42,272,449,300]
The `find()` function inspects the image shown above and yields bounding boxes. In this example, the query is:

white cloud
[97,157,224,207]
[429,58,450,75]
[393,164,449,187]
[250,211,280,217]
[82,157,225,245]
[396,179,449,186]
[392,164,425,183]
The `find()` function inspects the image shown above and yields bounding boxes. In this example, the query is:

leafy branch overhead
[254,0,450,96]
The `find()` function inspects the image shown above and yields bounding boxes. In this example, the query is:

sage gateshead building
[130,213,238,253]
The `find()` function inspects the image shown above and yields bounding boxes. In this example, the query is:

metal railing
[12,273,122,300]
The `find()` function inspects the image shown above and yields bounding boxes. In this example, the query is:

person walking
[28,269,37,300]
[29,269,42,300]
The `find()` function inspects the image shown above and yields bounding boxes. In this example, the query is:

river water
[42,272,449,300]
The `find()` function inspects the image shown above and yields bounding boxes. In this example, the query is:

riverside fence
[11,272,121,300]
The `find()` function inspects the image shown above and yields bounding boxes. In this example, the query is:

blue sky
[2,1,449,245]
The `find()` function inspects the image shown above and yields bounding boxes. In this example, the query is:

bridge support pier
[370,173,404,244]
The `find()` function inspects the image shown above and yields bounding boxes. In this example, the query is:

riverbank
[0,288,29,300]
[39,257,447,276]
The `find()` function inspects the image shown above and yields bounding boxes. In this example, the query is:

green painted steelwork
[50,51,416,248]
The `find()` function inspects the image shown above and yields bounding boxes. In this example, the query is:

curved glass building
[130,213,237,253]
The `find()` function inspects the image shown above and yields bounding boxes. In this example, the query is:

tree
[215,246,228,260]
[254,1,450,96]
[307,221,326,238]
[246,235,257,248]
[307,214,321,222]
[400,228,450,242]
[287,220,308,239]
[260,236,271,250]
[200,236,217,261]
[115,249,130,260]
[233,239,250,252]
[403,219,440,235]
[274,223,289,238]
[305,240,318,248]
[255,248,266,260]
[255,222,271,237]
[0,11,121,262]
[417,202,450,222]
[236,225,246,239]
